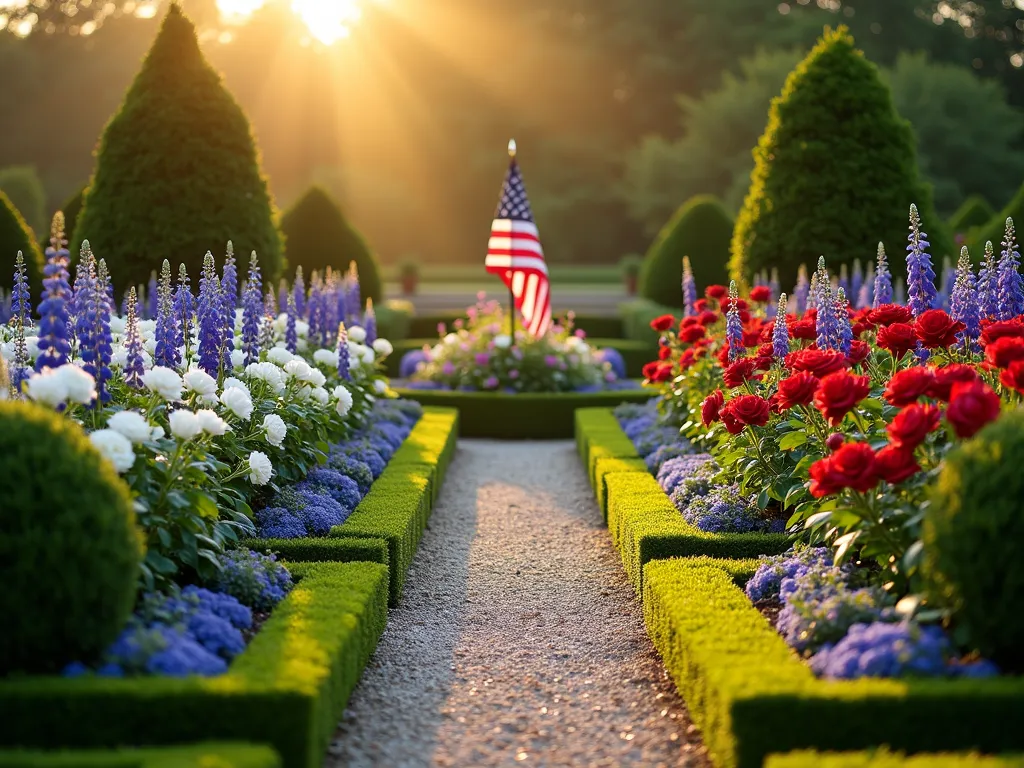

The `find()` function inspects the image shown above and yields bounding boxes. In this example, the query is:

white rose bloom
[26,336,40,360]
[272,313,288,334]
[89,429,136,473]
[244,362,286,393]
[150,425,166,441]
[293,384,312,401]
[143,367,184,401]
[138,319,157,336]
[108,316,127,335]
[267,347,294,366]
[230,349,245,370]
[310,386,329,406]
[183,369,218,398]
[222,376,249,394]
[308,368,327,388]
[220,386,254,421]
[313,348,338,368]
[493,334,512,349]
[443,332,459,346]
[284,359,314,382]
[111,346,128,368]
[373,379,388,395]
[107,411,154,444]
[296,320,310,338]
[247,450,273,485]
[372,338,394,358]
[334,385,354,417]
[348,325,367,343]
[0,341,14,361]
[262,414,287,447]
[56,365,98,405]
[359,345,376,365]
[25,370,69,407]
[168,409,202,441]
[196,408,229,436]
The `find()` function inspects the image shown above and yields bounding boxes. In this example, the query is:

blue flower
[172,263,194,357]
[682,484,767,534]
[34,226,73,372]
[997,217,1024,320]
[182,585,253,630]
[326,454,374,494]
[906,204,937,317]
[950,247,981,351]
[682,256,698,317]
[364,301,377,346]
[873,242,893,308]
[285,291,298,354]
[208,550,292,611]
[744,548,831,603]
[656,453,714,496]
[197,252,224,376]
[644,443,693,474]
[255,506,306,540]
[241,252,263,366]
[145,627,228,677]
[726,281,745,360]
[978,240,1000,319]
[810,621,950,680]
[11,250,31,322]
[772,294,790,358]
[154,260,181,369]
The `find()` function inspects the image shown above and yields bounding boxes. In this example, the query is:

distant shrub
[0,165,47,236]
[969,182,1024,258]
[0,190,45,296]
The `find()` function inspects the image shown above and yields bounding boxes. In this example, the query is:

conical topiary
[639,195,732,307]
[280,186,382,305]
[948,195,993,239]
[73,4,283,292]
[730,27,952,288]
[0,190,45,295]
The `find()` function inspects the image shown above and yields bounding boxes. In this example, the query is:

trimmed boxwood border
[767,751,1024,768]
[643,558,1024,768]
[393,387,650,439]
[0,561,389,768]
[0,743,281,767]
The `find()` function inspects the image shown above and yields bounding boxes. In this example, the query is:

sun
[217,0,364,46]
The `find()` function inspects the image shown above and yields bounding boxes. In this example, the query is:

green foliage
[244,537,389,567]
[0,190,44,294]
[0,400,141,675]
[279,187,381,305]
[0,165,46,236]
[73,5,283,292]
[0,562,389,768]
[375,299,413,342]
[949,196,995,238]
[640,195,733,305]
[923,410,1024,670]
[619,298,680,345]
[969,183,1024,257]
[767,750,1024,768]
[59,186,86,250]
[0,743,281,768]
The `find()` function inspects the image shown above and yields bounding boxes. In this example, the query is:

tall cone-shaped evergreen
[280,186,382,305]
[74,4,283,291]
[730,27,952,288]
[0,190,44,295]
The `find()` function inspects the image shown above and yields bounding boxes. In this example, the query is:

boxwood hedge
[0,743,281,767]
[768,750,1024,768]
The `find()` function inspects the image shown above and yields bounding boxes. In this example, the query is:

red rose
[749,285,771,303]
[809,443,879,497]
[1001,360,1024,393]
[852,321,874,338]
[980,318,1024,346]
[706,285,728,301]
[679,324,706,344]
[875,445,921,485]
[914,309,966,349]
[723,357,763,388]
[883,367,935,406]
[737,309,752,324]
[701,389,725,426]
[695,298,709,312]
[886,403,942,450]
[876,322,919,360]
[814,371,872,426]
[720,394,772,434]
[642,361,674,383]
[825,432,845,452]
[726,297,749,312]
[847,340,871,365]
[742,329,763,348]
[786,348,850,378]
[788,318,817,341]
[757,342,775,359]
[658,345,672,361]
[946,380,1002,438]
[927,364,979,401]
[679,348,698,370]
[777,371,820,410]
[869,304,914,326]
[698,310,719,327]
[985,336,1024,369]
[650,314,676,332]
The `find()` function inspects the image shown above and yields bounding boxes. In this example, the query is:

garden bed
[0,561,389,768]
[643,557,1024,768]
[0,743,281,767]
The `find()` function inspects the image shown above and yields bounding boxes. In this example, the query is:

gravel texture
[328,439,709,768]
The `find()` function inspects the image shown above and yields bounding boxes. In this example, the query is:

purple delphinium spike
[93,259,114,403]
[772,293,789,358]
[336,322,351,381]
[682,256,697,318]
[147,271,158,320]
[873,243,893,308]
[364,299,377,347]
[154,260,180,370]
[124,286,145,389]
[34,215,73,372]
[78,253,113,403]
[72,246,97,366]
[11,251,30,323]
[260,290,276,353]
[10,313,29,392]
[219,246,238,371]
[997,218,1024,320]
[307,272,323,347]
[285,291,298,353]
[292,266,305,320]
[792,264,810,316]
[977,240,999,319]
[906,204,937,317]
[950,246,981,353]
[815,279,839,351]
[725,281,744,361]
[197,252,223,376]
[346,264,361,326]
[241,251,263,366]
[835,288,853,355]
[173,263,195,361]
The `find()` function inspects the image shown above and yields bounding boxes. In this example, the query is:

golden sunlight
[217,0,363,45]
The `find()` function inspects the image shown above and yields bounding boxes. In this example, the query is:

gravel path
[327,439,709,768]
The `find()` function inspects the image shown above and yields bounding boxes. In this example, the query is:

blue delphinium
[197,252,223,375]
[906,204,937,317]
[207,549,293,611]
[34,218,74,372]
[220,245,238,368]
[307,274,323,347]
[682,484,768,533]
[292,266,306,319]
[90,260,114,402]
[873,242,893,308]
[336,322,351,380]
[726,280,744,360]
[285,291,298,353]
[815,281,839,351]
[364,299,377,347]
[835,288,853,355]
[682,256,698,317]
[11,250,31,323]
[154,260,180,369]
[347,265,362,326]
[656,453,714,496]
[950,247,981,352]
[173,263,194,359]
[9,312,30,392]
[792,264,810,316]
[977,240,1000,319]
[124,287,145,389]
[997,217,1024,320]
[772,294,790,358]
[72,247,97,362]
[241,251,263,365]
[744,548,832,603]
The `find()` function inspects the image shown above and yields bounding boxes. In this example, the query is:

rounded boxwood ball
[923,409,1024,670]
[0,401,142,674]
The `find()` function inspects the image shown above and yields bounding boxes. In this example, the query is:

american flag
[484,144,551,337]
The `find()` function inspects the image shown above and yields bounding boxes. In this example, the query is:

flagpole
[507,138,517,339]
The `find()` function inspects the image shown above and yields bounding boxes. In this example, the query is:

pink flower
[509,369,520,379]
[475,352,491,366]
[544,355,559,367]
[442,362,455,375]
[484,376,499,389]
[437,323,446,336]
[575,329,587,338]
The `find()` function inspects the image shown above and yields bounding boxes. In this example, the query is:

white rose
[55,365,97,405]
[308,368,326,388]
[0,341,14,361]
[230,349,245,370]
[138,319,157,336]
[220,386,254,421]
[313,348,338,368]
[443,333,458,346]
[183,369,218,398]
[26,336,40,360]
[222,377,249,395]
[310,386,329,405]
[196,408,229,436]
[143,367,183,401]
[247,450,273,485]
[25,370,69,407]
[262,414,287,447]
[359,345,375,365]
[110,347,128,368]
[244,362,285,393]
[107,410,154,444]
[284,359,314,381]
[373,379,388,395]
[89,429,136,473]
[150,425,165,441]
[334,385,354,418]
[348,325,367,343]
[267,347,293,366]
[108,316,127,335]
[295,320,310,338]
[493,334,512,349]
[143,338,157,357]
[372,338,394,358]
[168,410,202,441]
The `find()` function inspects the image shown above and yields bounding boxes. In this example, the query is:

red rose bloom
[825,432,845,452]
[914,309,966,349]
[678,348,698,370]
[875,445,921,485]
[695,298,709,312]
[749,285,771,303]
[698,310,719,327]
[985,336,1024,369]
[658,345,672,361]
[650,314,676,332]
[980,318,1024,346]
[847,340,871,365]
[701,389,725,426]
[720,394,772,434]
[1000,360,1024,394]
[742,329,763,348]
[887,403,942,450]
[876,322,919,359]
[809,443,879,497]
[927,364,979,401]
[679,324,706,344]
[883,367,935,406]
[814,371,872,426]
[706,285,728,301]
[852,321,873,338]
[757,342,775,359]
[777,371,819,410]
[869,304,914,326]
[946,380,1002,438]
[787,318,817,341]
[642,361,674,383]
[723,357,763,388]
[786,348,849,378]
